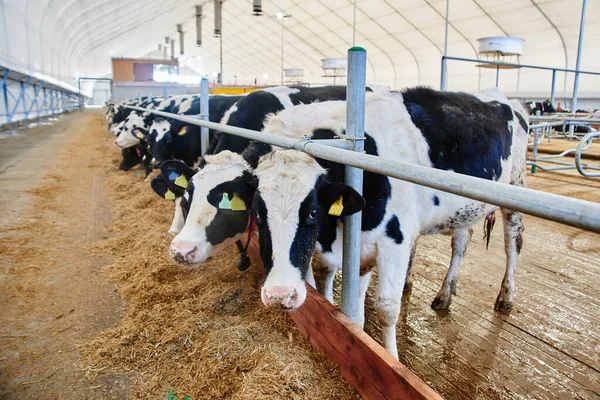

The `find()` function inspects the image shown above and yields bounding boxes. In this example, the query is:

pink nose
[262,286,300,309]
[170,240,199,264]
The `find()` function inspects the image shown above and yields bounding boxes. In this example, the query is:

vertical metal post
[2,69,10,123]
[531,128,540,173]
[138,93,142,103]
[78,78,83,109]
[147,91,152,102]
[219,31,223,85]
[342,47,366,324]
[550,69,557,106]
[170,39,175,60]
[200,78,209,156]
[495,65,500,88]
[440,0,450,90]
[163,42,168,60]
[280,17,284,85]
[164,86,169,99]
[571,0,587,123]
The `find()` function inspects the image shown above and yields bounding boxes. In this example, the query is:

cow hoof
[431,296,451,311]
[494,299,513,313]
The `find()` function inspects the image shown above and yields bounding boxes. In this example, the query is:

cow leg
[431,228,470,310]
[356,271,372,329]
[403,240,418,293]
[495,209,523,313]
[375,240,412,360]
[322,266,337,304]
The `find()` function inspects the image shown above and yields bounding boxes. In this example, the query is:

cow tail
[483,211,496,250]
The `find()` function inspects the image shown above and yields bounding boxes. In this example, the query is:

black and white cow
[165,100,343,257]
[159,86,369,236]
[168,88,529,359]
[149,95,243,168]
[251,89,528,359]
[115,98,164,148]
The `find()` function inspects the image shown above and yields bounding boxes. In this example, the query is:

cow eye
[307,208,318,224]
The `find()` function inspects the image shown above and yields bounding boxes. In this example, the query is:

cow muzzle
[261,285,306,309]
[169,239,204,265]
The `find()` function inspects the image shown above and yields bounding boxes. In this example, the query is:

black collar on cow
[235,213,256,271]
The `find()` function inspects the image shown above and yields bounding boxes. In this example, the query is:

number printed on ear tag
[164,189,176,200]
[328,195,344,216]
[218,193,231,209]
[174,174,188,188]
[230,193,246,211]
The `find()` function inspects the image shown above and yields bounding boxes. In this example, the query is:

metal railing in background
[527,116,600,177]
[1,67,82,125]
[126,47,600,325]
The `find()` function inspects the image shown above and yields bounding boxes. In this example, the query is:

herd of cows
[105,85,530,359]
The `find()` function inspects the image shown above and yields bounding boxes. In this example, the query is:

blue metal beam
[10,76,31,120]
[2,69,10,122]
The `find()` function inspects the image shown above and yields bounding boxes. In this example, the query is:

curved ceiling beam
[382,0,443,56]
[470,0,510,36]
[421,0,482,90]
[285,0,379,84]
[70,2,192,70]
[530,0,569,94]
[64,0,179,66]
[223,2,323,83]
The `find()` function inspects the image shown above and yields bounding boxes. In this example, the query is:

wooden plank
[248,237,442,400]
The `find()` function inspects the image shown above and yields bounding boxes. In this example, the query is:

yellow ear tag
[174,174,188,188]
[230,193,247,211]
[178,126,187,136]
[135,131,144,139]
[218,193,231,209]
[164,189,176,200]
[328,195,344,216]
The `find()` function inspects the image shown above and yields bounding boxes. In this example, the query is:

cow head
[253,150,364,309]
[149,118,174,167]
[116,112,146,148]
[168,151,254,266]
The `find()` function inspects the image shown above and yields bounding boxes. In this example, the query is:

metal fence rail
[125,48,600,328]
[1,67,82,125]
[124,105,600,235]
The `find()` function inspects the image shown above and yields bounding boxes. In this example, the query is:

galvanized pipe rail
[126,102,600,234]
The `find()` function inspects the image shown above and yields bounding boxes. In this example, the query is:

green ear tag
[328,195,344,216]
[230,193,246,211]
[164,189,176,200]
[218,193,231,209]
[174,175,188,189]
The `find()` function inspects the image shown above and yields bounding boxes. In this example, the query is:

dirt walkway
[0,111,130,399]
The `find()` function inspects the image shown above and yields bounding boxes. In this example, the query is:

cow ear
[131,127,147,140]
[207,174,255,211]
[151,176,183,201]
[160,160,196,190]
[318,183,365,217]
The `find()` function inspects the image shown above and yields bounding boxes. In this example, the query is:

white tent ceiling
[1,0,599,98]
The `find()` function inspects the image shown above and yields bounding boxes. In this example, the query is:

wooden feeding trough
[247,237,443,400]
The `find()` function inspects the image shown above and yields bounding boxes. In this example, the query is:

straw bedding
[81,133,358,399]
